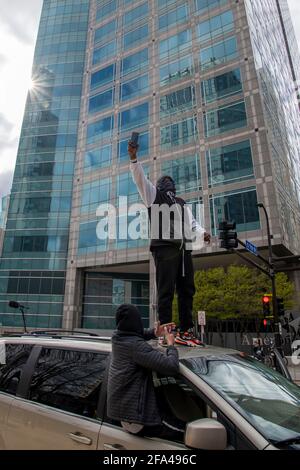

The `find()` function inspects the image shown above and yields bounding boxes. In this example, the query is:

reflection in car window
[29,348,108,419]
[0,344,33,396]
[181,355,300,443]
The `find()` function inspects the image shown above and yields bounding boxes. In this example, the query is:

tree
[172,265,295,323]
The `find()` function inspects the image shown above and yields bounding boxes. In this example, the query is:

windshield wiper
[273,435,300,447]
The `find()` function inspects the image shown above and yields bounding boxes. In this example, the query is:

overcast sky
[0,0,300,200]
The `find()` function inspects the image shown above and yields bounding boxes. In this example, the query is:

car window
[28,348,108,419]
[154,374,255,450]
[0,343,33,396]
[153,375,211,443]
[181,355,300,444]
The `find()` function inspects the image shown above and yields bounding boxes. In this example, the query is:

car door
[97,422,186,450]
[96,360,186,450]
[0,343,33,450]
[6,346,109,450]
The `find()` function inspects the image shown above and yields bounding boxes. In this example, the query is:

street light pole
[257,203,282,353]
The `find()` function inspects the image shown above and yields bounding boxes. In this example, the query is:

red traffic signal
[262,295,271,316]
[263,319,268,328]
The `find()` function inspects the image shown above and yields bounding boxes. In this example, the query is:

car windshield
[181,354,300,444]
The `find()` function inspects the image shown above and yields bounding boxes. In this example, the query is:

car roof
[0,335,240,358]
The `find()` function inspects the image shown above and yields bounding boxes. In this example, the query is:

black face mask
[115,304,144,336]
[156,176,176,194]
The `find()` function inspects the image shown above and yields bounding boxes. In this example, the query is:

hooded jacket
[107,304,179,426]
[130,161,206,252]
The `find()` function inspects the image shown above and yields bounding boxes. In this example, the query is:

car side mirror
[185,418,227,450]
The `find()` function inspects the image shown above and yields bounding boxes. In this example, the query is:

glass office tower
[0,196,9,257]
[1,0,300,330]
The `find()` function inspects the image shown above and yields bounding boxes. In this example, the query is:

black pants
[152,246,195,331]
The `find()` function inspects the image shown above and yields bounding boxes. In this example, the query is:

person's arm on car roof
[132,341,179,376]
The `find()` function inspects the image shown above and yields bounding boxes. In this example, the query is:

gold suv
[0,332,300,450]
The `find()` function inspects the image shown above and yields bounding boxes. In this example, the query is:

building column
[62,265,84,330]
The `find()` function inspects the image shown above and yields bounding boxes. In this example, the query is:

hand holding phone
[129,132,139,148]
[128,132,139,161]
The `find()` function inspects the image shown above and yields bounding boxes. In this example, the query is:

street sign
[245,240,258,256]
[198,311,206,326]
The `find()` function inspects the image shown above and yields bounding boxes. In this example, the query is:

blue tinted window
[201,68,242,103]
[210,188,260,235]
[118,132,149,161]
[195,0,227,13]
[204,101,247,137]
[11,236,68,253]
[20,197,71,214]
[158,5,188,30]
[197,10,234,42]
[85,145,112,171]
[159,29,192,59]
[78,221,107,254]
[52,85,82,97]
[124,2,148,25]
[200,36,238,70]
[91,64,115,90]
[124,24,149,50]
[94,20,116,44]
[157,0,177,9]
[121,48,149,77]
[162,155,201,193]
[207,140,254,186]
[89,89,114,114]
[119,102,149,131]
[93,41,116,65]
[118,167,149,203]
[87,116,114,144]
[96,0,117,21]
[160,117,198,149]
[160,55,193,85]
[121,74,149,101]
[160,86,195,117]
[81,178,111,213]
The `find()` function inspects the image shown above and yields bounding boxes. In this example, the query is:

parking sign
[198,311,206,326]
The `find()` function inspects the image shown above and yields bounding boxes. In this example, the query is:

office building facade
[1,0,300,330]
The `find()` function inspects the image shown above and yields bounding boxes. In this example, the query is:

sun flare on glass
[28,78,35,90]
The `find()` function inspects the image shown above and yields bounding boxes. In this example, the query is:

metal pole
[20,307,27,333]
[257,203,282,353]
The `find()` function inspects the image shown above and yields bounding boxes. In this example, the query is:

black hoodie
[116,304,144,336]
[107,304,179,426]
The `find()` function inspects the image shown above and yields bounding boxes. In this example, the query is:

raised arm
[128,144,156,208]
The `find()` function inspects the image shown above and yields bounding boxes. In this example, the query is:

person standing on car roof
[128,143,211,346]
[107,304,184,439]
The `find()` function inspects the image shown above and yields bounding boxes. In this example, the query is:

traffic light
[277,297,285,317]
[262,295,271,317]
[218,221,238,250]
